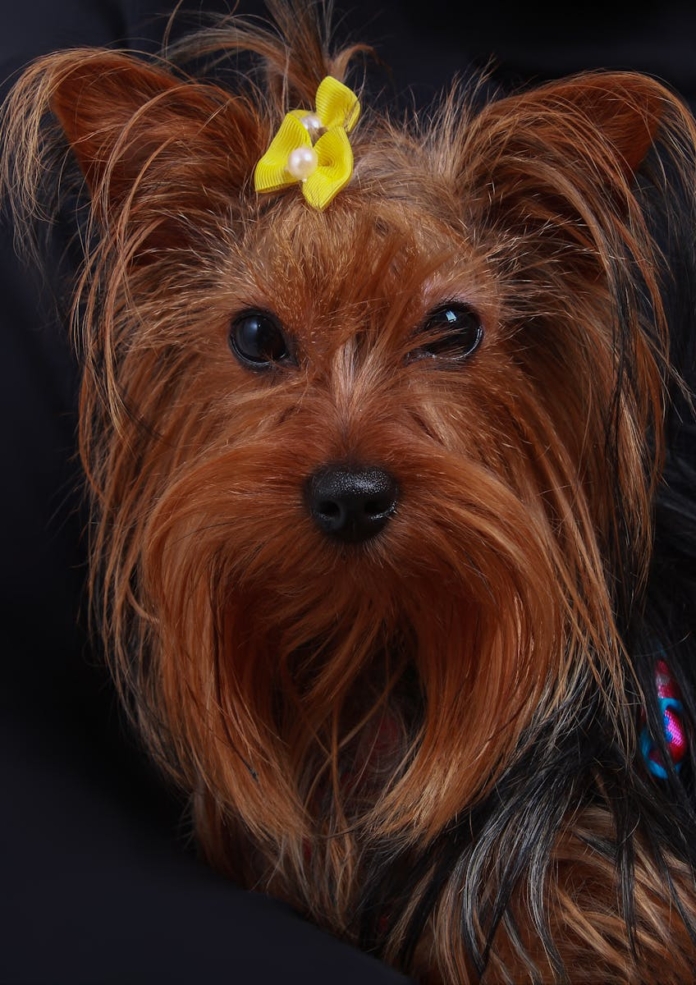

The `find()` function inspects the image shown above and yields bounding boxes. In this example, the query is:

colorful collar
[640,659,687,779]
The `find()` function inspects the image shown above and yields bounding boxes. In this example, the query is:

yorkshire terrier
[3,2,696,981]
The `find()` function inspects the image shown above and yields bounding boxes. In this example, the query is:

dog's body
[3,3,696,981]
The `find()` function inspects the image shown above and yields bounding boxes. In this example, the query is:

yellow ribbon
[254,77,360,211]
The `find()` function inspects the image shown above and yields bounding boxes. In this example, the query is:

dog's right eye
[229,310,291,369]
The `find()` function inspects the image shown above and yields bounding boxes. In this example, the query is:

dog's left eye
[229,310,291,369]
[412,303,484,361]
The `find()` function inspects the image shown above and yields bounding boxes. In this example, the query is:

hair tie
[254,76,360,211]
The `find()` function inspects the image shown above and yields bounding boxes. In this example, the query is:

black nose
[306,465,398,544]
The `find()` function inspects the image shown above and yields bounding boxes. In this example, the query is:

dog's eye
[229,310,290,369]
[413,303,484,361]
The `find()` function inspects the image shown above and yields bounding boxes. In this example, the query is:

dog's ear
[44,51,265,231]
[471,72,666,183]
[513,73,664,177]
[455,71,684,290]
[555,74,665,177]
[460,72,674,232]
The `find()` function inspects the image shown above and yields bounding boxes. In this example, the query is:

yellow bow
[254,77,360,211]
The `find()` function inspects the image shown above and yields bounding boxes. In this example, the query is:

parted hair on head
[2,2,696,982]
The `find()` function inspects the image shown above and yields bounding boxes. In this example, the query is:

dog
[2,2,696,981]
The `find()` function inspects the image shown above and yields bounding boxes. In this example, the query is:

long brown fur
[2,2,696,981]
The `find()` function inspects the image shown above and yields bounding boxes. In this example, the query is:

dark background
[1,2,694,982]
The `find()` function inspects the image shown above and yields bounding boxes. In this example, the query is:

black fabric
[1,2,694,983]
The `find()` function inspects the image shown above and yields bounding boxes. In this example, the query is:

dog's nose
[306,465,398,543]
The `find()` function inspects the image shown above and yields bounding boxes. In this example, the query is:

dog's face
[134,197,560,835]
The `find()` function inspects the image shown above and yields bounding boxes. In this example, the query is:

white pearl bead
[300,113,323,138]
[286,145,318,180]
